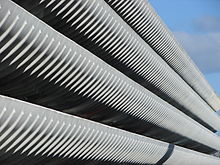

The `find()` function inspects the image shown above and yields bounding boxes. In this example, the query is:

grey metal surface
[105,0,220,111]
[0,0,220,154]
[11,0,220,131]
[165,145,220,165]
[0,95,220,165]
[0,95,167,165]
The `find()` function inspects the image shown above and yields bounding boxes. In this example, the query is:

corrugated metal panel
[0,0,220,153]
[105,0,220,111]
[10,0,220,131]
[0,95,220,165]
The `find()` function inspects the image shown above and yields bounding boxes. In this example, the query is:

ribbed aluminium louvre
[1,0,220,154]
[0,95,220,165]
[11,0,220,131]
[105,0,220,111]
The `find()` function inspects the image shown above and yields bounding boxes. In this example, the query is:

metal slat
[11,0,220,131]
[0,0,220,154]
[105,0,220,111]
[0,95,220,165]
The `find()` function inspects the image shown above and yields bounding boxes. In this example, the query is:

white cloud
[174,31,220,73]
[193,16,220,32]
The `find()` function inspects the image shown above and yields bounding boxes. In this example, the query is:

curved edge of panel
[0,95,220,165]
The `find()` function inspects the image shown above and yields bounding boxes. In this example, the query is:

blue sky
[148,0,220,96]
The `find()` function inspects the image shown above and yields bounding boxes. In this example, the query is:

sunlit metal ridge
[0,95,220,165]
[1,0,220,153]
[105,0,220,111]
[10,0,220,130]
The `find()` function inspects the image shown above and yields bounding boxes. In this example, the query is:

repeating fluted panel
[1,95,220,165]
[166,146,220,165]
[105,0,220,111]
[11,0,220,131]
[0,95,168,164]
[1,0,220,153]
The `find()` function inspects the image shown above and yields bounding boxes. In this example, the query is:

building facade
[0,0,220,164]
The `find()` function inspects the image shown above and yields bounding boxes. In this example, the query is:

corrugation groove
[0,0,220,154]
[0,95,167,165]
[10,0,220,131]
[166,145,220,165]
[0,95,220,165]
[105,0,220,111]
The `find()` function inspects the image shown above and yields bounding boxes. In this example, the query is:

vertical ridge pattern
[10,0,220,131]
[0,0,220,154]
[106,0,220,111]
[0,95,220,165]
